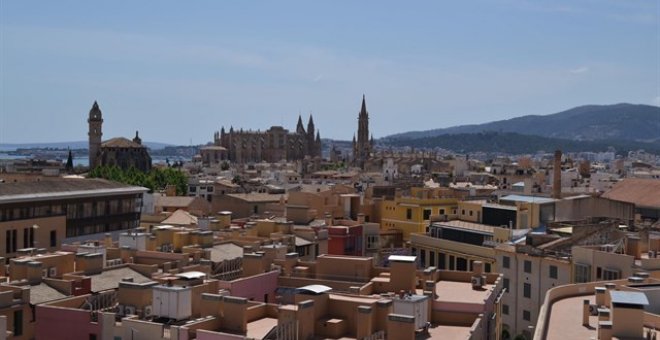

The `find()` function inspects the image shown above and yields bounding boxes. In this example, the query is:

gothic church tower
[88,101,103,168]
[355,95,371,168]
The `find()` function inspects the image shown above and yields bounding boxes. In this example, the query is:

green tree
[88,165,188,195]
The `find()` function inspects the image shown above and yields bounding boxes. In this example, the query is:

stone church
[213,115,322,163]
[88,101,152,172]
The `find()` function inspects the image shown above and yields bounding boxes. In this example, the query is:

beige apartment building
[495,244,571,339]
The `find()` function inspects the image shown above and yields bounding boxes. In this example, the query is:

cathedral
[88,101,152,172]
[213,115,322,163]
[353,95,374,169]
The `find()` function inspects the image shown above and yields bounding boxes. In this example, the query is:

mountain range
[386,103,660,143]
[0,141,171,151]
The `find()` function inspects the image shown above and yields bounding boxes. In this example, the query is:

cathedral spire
[359,94,368,118]
[296,114,306,134]
[307,114,315,134]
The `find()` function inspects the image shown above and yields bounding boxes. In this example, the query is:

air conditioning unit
[117,305,125,317]
[471,276,484,289]
[49,267,57,277]
[588,304,599,316]
[125,306,136,316]
[143,305,153,318]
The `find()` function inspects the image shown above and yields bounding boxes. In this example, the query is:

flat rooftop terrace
[246,317,278,339]
[546,295,597,340]
[433,280,494,304]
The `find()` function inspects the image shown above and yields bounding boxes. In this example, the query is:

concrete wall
[0,215,66,260]
[217,270,279,303]
[36,300,101,340]
[555,197,634,223]
[316,255,373,282]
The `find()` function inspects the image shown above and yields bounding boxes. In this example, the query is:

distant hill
[386,103,660,143]
[386,132,660,155]
[0,141,172,151]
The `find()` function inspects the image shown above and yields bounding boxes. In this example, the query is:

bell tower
[88,101,103,168]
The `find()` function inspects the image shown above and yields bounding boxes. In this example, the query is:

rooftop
[209,243,243,262]
[601,178,660,208]
[160,209,198,225]
[500,194,557,204]
[90,266,153,292]
[101,137,145,148]
[433,280,494,305]
[226,193,284,203]
[30,282,67,305]
[155,196,197,208]
[0,179,147,204]
[433,220,495,235]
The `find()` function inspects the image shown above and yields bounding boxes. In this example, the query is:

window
[603,268,620,281]
[406,208,412,220]
[449,255,455,270]
[574,263,591,283]
[429,251,435,267]
[456,257,468,271]
[524,260,532,273]
[597,267,602,280]
[6,230,11,254]
[50,230,57,248]
[549,265,558,279]
[439,209,445,215]
[366,235,378,250]
[423,209,431,220]
[523,310,531,321]
[253,205,258,214]
[469,210,473,216]
[462,209,466,215]
[439,253,446,270]
[23,228,29,249]
[485,263,491,273]
[503,304,509,315]
[503,278,510,292]
[420,249,426,267]
[13,310,22,336]
[411,247,417,256]
[11,230,16,254]
[523,283,531,298]
[502,256,510,269]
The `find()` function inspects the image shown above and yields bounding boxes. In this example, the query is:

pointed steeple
[316,130,321,142]
[65,149,74,173]
[89,100,103,121]
[296,115,306,134]
[359,94,368,118]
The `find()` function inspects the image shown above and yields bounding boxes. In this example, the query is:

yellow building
[380,187,457,240]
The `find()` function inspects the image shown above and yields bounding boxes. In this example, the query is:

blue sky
[1,0,658,145]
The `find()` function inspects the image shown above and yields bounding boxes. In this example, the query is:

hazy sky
[1,1,658,145]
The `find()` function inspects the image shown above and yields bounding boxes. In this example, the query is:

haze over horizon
[1,1,658,145]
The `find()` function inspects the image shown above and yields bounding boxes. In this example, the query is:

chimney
[552,150,562,199]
